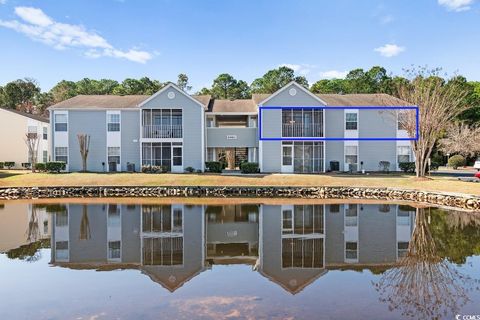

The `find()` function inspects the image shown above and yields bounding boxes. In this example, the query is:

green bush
[46,161,66,173]
[448,155,466,169]
[378,161,390,173]
[141,165,167,173]
[399,162,415,173]
[21,162,31,169]
[35,163,46,171]
[4,162,15,169]
[205,161,224,173]
[240,162,259,174]
[0,162,4,169]
[185,166,195,173]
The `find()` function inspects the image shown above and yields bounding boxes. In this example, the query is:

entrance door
[281,145,294,173]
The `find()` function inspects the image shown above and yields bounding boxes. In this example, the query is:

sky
[0,0,479,92]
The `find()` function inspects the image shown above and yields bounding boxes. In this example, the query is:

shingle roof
[48,94,212,110]
[0,108,49,123]
[316,93,410,106]
[208,99,257,113]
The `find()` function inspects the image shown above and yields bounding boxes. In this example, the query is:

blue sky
[0,0,479,92]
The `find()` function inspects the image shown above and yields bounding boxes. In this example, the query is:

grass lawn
[1,170,479,196]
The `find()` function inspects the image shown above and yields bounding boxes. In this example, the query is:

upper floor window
[55,114,67,132]
[398,112,407,130]
[345,113,358,130]
[206,116,215,127]
[107,114,120,132]
[142,109,183,139]
[27,126,37,134]
[43,127,48,140]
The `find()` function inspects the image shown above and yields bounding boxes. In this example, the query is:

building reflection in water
[47,202,418,294]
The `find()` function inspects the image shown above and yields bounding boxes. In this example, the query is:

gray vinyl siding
[141,86,203,171]
[359,110,396,171]
[121,110,140,172]
[68,110,106,172]
[121,204,141,263]
[206,127,258,148]
[324,109,345,171]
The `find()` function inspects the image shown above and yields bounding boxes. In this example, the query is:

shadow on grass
[0,171,23,179]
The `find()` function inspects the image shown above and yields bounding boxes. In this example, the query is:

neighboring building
[48,202,415,294]
[48,81,414,173]
[0,108,50,169]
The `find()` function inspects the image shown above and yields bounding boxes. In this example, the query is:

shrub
[399,162,415,173]
[196,169,202,173]
[141,165,167,173]
[21,162,31,169]
[378,161,390,173]
[240,162,259,174]
[0,162,4,169]
[185,166,195,173]
[46,161,66,173]
[448,155,466,169]
[35,163,46,171]
[205,161,223,173]
[4,162,15,169]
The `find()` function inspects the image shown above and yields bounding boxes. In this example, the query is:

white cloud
[319,70,348,79]
[279,63,314,76]
[0,6,153,63]
[380,14,395,24]
[438,0,474,11]
[374,43,405,57]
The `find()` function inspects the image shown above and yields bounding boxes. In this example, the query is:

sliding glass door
[283,141,324,173]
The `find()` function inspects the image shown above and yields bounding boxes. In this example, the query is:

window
[345,113,358,130]
[345,242,358,260]
[55,147,68,164]
[282,108,323,137]
[398,112,407,130]
[108,147,120,164]
[249,116,257,128]
[55,114,67,132]
[207,117,215,127]
[43,127,48,140]
[282,209,293,233]
[173,143,182,166]
[345,146,358,166]
[345,205,358,226]
[107,114,120,132]
[329,204,340,213]
[397,146,410,163]
[108,241,121,259]
[207,148,215,161]
[282,146,292,166]
[142,142,172,170]
[43,150,48,163]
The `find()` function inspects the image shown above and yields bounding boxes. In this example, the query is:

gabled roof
[138,83,207,109]
[0,107,49,123]
[208,99,257,113]
[48,95,149,109]
[258,81,328,106]
[316,93,410,106]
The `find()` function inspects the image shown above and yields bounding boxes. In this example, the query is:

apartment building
[48,81,414,173]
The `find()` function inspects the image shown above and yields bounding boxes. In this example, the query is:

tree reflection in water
[374,208,479,319]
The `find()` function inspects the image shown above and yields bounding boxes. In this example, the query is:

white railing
[143,125,183,138]
[282,123,323,137]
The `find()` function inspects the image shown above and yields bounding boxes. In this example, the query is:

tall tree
[177,73,192,92]
[0,78,40,111]
[438,123,480,158]
[311,79,348,94]
[50,80,77,103]
[209,73,251,99]
[251,66,308,94]
[396,68,470,177]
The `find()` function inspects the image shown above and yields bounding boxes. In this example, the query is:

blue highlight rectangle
[258,106,419,141]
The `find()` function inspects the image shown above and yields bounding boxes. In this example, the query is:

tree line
[1,65,479,124]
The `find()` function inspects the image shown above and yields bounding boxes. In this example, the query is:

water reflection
[43,202,419,294]
[1,201,480,319]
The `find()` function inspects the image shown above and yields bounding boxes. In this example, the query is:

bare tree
[24,131,39,172]
[438,122,480,158]
[226,148,235,170]
[374,208,476,319]
[79,205,91,240]
[396,68,470,177]
[77,134,91,172]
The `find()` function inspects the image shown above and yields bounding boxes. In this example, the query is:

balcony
[142,125,182,139]
[282,123,323,138]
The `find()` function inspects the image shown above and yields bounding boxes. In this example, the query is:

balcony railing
[143,125,183,139]
[282,123,323,137]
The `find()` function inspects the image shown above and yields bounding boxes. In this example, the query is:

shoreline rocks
[0,186,479,211]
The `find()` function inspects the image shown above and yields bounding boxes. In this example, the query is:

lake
[1,199,479,320]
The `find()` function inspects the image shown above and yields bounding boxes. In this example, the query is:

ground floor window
[43,150,48,163]
[344,145,358,171]
[108,147,120,164]
[55,147,68,164]
[282,141,324,173]
[397,146,411,163]
[142,142,183,171]
[207,148,215,162]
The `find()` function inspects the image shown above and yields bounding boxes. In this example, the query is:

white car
[474,159,480,170]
